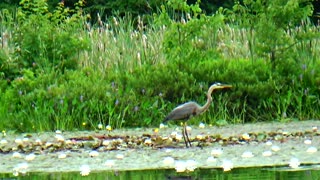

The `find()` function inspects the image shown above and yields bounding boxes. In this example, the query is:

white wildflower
[106,125,112,131]
[199,123,205,128]
[159,123,166,129]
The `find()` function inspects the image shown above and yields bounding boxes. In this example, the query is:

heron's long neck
[198,86,215,113]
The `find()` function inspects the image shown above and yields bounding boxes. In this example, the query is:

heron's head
[211,82,232,89]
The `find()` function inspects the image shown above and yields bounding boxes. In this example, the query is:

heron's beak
[221,84,232,88]
[217,84,232,89]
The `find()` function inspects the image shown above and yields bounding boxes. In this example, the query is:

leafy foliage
[0,0,319,132]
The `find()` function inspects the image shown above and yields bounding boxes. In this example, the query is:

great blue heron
[163,83,232,147]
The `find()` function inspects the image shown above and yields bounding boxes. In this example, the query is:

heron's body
[163,83,232,147]
[164,102,202,122]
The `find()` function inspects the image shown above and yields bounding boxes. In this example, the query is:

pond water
[1,121,320,179]
[1,166,320,180]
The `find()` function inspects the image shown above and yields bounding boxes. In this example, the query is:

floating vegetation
[0,121,320,175]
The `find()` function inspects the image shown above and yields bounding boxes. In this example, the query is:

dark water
[0,166,320,180]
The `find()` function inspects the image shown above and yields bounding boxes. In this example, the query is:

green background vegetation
[0,0,319,132]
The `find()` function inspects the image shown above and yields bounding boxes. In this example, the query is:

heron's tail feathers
[163,117,170,123]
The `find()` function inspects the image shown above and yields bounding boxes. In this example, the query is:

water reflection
[1,166,320,180]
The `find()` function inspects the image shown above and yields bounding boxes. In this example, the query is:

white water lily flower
[163,157,175,165]
[262,151,272,157]
[35,138,42,145]
[165,149,172,153]
[25,153,36,161]
[102,140,111,146]
[22,138,29,142]
[89,150,99,157]
[304,139,312,145]
[104,160,115,167]
[196,134,203,140]
[12,152,22,158]
[80,165,90,176]
[65,140,73,145]
[241,151,254,158]
[242,133,250,140]
[45,142,53,147]
[186,160,197,171]
[55,130,62,134]
[0,139,8,145]
[206,156,217,163]
[306,146,317,153]
[144,138,152,145]
[58,153,67,159]
[221,160,233,171]
[13,162,28,176]
[271,145,280,152]
[211,148,223,157]
[175,161,187,172]
[14,138,23,145]
[175,134,183,141]
[207,156,217,163]
[55,134,65,142]
[116,154,124,159]
[265,141,273,146]
[289,158,300,169]
[312,126,317,132]
[199,123,205,128]
[170,131,178,138]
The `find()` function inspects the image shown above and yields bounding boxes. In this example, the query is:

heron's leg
[184,122,192,147]
[182,123,189,147]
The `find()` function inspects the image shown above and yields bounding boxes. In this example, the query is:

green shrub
[11,0,90,76]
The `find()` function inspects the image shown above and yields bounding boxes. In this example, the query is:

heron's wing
[164,102,199,121]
